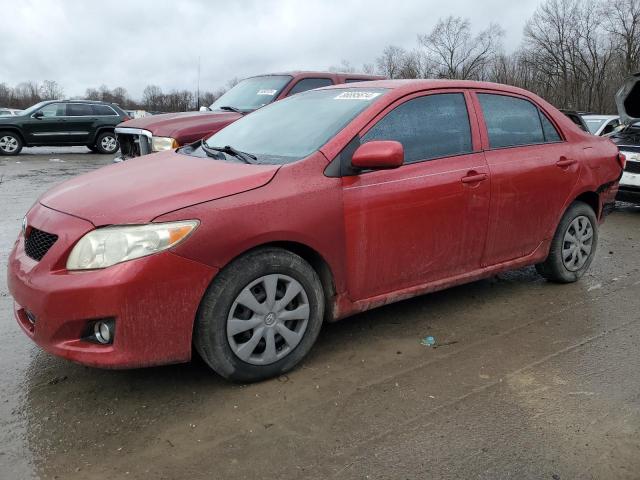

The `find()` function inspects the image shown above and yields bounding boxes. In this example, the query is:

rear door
[342,90,491,300]
[473,92,581,265]
[65,103,96,144]
[22,102,68,144]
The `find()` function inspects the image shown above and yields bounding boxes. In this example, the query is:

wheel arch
[573,190,600,218]
[0,127,26,146]
[92,126,116,144]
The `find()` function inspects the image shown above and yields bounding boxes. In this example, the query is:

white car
[0,108,23,116]
[582,114,621,136]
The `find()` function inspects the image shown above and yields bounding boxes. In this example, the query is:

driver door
[342,91,491,300]
[22,103,68,145]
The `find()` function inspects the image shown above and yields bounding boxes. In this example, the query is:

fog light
[94,320,113,344]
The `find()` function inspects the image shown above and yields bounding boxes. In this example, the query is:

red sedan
[7,80,623,382]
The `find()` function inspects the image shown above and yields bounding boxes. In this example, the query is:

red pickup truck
[114,71,383,160]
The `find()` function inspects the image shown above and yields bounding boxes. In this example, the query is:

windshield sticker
[334,91,382,100]
[257,89,277,96]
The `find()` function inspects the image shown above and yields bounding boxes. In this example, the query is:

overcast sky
[1,0,541,99]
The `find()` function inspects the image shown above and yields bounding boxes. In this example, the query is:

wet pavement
[1,148,639,479]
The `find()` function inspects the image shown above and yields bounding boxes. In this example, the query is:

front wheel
[0,131,23,156]
[95,131,119,154]
[194,248,325,382]
[536,201,598,283]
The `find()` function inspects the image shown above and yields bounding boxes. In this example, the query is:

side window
[362,93,473,164]
[38,103,66,117]
[67,104,94,116]
[602,119,619,136]
[287,78,333,96]
[539,111,562,142]
[478,94,545,148]
[93,105,117,116]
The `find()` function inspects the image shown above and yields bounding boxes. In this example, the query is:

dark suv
[0,100,129,156]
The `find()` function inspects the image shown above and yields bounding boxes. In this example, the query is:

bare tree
[604,0,640,74]
[40,80,64,100]
[418,16,504,80]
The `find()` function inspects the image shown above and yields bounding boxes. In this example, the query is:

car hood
[119,110,242,139]
[615,73,640,125]
[39,151,279,226]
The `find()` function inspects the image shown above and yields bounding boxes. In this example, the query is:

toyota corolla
[7,80,622,382]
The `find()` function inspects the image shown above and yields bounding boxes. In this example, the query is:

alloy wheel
[101,135,118,152]
[0,135,19,153]
[226,274,310,365]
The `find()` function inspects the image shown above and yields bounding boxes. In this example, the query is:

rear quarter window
[287,78,334,96]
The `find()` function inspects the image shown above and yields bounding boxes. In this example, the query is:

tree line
[362,0,640,114]
[1,0,639,114]
[0,80,230,113]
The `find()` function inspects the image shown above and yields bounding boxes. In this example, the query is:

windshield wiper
[201,141,257,164]
[218,106,244,114]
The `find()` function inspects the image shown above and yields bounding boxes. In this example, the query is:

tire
[194,248,325,382]
[0,131,23,156]
[95,131,119,154]
[535,201,598,283]
[87,145,99,153]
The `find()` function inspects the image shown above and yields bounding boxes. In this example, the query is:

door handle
[461,172,488,184]
[556,157,577,168]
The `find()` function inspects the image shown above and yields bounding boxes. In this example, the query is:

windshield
[20,101,50,116]
[201,88,388,164]
[209,75,292,112]
[584,118,607,134]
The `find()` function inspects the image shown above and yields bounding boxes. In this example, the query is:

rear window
[478,94,545,148]
[287,78,334,96]
[93,105,117,116]
[67,104,94,116]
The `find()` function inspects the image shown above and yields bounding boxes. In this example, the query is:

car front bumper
[7,204,218,369]
[617,170,640,204]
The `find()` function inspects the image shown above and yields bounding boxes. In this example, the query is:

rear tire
[95,131,119,154]
[194,248,324,382]
[535,201,598,283]
[0,131,23,156]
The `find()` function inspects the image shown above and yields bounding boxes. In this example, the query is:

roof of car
[42,99,118,105]
[249,71,385,79]
[321,78,539,95]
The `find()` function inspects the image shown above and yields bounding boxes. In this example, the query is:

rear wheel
[0,131,23,156]
[536,201,598,283]
[95,131,119,154]
[194,248,324,382]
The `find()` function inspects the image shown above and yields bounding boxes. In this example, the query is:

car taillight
[617,152,627,169]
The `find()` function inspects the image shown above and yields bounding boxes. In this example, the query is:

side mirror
[351,141,404,170]
[33,111,44,119]
[199,106,211,112]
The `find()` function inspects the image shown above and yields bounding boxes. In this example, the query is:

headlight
[622,151,640,162]
[66,221,198,270]
[151,136,179,152]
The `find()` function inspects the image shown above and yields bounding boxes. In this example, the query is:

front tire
[536,201,598,283]
[0,131,23,156]
[95,131,119,154]
[194,248,325,382]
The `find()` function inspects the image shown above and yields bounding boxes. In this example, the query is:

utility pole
[196,56,201,110]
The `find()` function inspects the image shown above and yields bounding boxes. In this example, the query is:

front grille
[25,228,58,261]
[625,160,640,174]
[117,133,151,158]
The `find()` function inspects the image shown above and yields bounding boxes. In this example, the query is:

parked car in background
[560,109,590,132]
[609,74,640,203]
[0,100,129,155]
[0,108,23,116]
[582,114,621,136]
[114,71,384,161]
[8,80,622,381]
